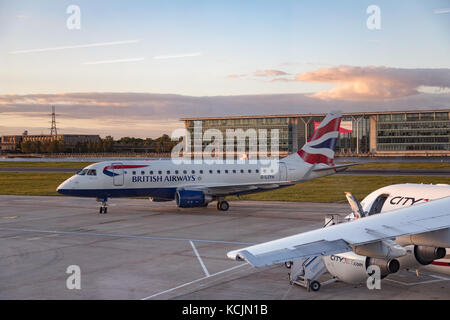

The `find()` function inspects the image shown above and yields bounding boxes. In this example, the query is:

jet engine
[396,245,446,269]
[175,189,212,208]
[323,252,400,284]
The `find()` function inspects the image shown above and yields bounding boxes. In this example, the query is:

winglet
[345,192,366,219]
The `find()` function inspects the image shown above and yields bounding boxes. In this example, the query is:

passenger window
[225,170,228,174]
[200,170,203,174]
[158,171,162,174]
[256,169,259,173]
[167,170,170,174]
[217,170,220,174]
[209,170,213,174]
[132,171,136,175]
[183,170,187,174]
[175,170,179,174]
[240,169,244,173]
[150,171,154,175]
[141,171,145,175]
[192,170,195,174]
[248,170,252,173]
[233,170,236,173]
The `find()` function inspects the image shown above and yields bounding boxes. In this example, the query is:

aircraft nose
[57,178,74,194]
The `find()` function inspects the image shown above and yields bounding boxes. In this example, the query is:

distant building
[1,134,100,152]
[0,135,23,152]
[180,109,450,157]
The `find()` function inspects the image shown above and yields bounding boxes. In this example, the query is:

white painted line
[385,274,450,286]
[9,39,140,54]
[190,241,210,277]
[141,263,249,300]
[0,227,254,245]
[82,57,145,65]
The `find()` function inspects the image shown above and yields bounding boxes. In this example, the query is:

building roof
[179,109,449,121]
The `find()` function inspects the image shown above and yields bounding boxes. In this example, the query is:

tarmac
[0,195,449,300]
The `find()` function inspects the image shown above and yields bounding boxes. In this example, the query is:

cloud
[226,69,289,79]
[1,91,449,138]
[253,70,289,77]
[434,8,450,14]
[294,66,450,100]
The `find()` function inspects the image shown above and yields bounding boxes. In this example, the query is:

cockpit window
[77,169,88,175]
[87,169,97,176]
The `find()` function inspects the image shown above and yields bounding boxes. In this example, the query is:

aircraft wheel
[99,207,103,214]
[310,281,321,292]
[217,201,229,211]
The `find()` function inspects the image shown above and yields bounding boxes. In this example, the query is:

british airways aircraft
[57,111,353,213]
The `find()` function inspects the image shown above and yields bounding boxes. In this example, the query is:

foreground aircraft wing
[186,180,295,196]
[227,196,450,267]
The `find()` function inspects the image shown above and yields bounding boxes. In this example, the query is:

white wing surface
[227,196,450,267]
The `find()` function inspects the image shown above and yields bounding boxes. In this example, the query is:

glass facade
[183,110,450,157]
[377,112,450,151]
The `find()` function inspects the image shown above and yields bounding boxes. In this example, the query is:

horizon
[1,1,449,138]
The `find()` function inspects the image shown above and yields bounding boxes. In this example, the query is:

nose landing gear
[97,197,108,214]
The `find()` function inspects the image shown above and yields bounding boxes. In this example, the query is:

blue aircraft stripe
[309,137,337,150]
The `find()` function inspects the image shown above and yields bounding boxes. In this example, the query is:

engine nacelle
[323,252,399,284]
[175,190,212,208]
[397,245,446,269]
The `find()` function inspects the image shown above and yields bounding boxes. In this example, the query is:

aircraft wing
[227,196,450,267]
[185,180,295,196]
[312,163,359,173]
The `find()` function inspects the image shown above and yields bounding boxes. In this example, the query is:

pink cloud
[253,69,289,77]
[295,66,450,100]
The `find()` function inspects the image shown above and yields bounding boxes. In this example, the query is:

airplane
[57,110,355,213]
[227,183,450,291]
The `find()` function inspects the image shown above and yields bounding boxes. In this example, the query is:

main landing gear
[97,197,108,214]
[216,200,229,211]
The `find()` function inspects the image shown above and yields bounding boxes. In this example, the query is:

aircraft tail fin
[288,110,342,166]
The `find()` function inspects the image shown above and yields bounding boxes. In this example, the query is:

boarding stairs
[288,214,347,291]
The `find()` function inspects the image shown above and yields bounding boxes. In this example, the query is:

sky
[0,0,449,138]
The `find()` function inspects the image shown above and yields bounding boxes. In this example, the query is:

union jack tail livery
[297,110,342,166]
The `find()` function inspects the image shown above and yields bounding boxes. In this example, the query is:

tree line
[17,134,183,154]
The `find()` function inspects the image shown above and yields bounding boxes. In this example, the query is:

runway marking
[190,241,210,277]
[27,237,42,241]
[385,274,450,286]
[0,227,254,246]
[141,263,249,300]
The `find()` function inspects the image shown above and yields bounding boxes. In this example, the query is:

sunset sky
[0,0,449,138]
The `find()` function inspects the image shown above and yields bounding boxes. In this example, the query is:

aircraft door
[112,162,124,186]
[279,162,287,181]
[368,194,389,216]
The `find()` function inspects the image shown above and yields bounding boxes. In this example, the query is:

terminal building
[180,109,450,157]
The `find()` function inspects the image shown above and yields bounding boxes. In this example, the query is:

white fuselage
[57,158,334,200]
